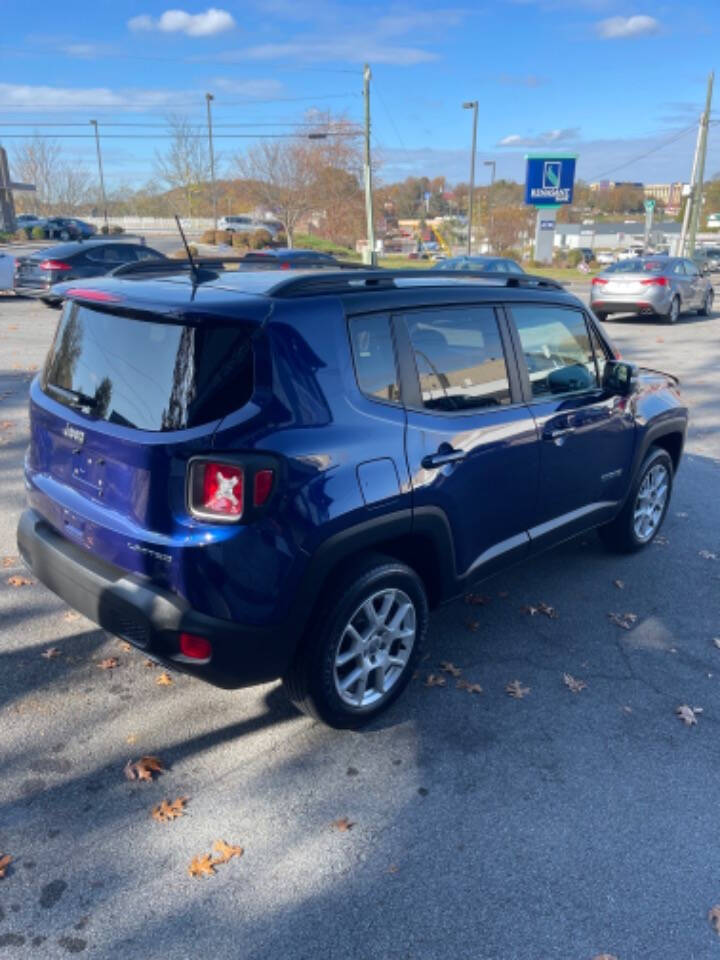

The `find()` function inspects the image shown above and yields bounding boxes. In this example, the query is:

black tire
[698,289,714,317]
[282,553,428,728]
[663,296,680,324]
[41,297,62,309]
[594,311,608,322]
[598,447,674,553]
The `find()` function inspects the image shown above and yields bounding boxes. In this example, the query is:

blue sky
[1,0,718,190]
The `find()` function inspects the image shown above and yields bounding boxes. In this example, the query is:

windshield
[42,303,254,431]
[606,259,666,274]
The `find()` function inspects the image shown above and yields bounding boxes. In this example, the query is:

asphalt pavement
[1,291,719,960]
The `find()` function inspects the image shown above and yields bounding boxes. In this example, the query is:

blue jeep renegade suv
[17,266,688,728]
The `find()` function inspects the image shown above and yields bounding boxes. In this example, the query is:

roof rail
[267,269,566,297]
[110,256,377,279]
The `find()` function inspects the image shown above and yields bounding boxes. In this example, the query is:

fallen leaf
[464,593,491,606]
[675,704,701,727]
[506,680,530,699]
[156,672,173,686]
[613,579,625,590]
[424,673,446,688]
[143,659,156,668]
[608,612,638,630]
[7,575,34,587]
[708,905,720,935]
[387,864,399,874]
[98,657,119,670]
[188,854,216,878]
[713,638,720,650]
[118,641,132,652]
[151,797,188,823]
[0,854,11,878]
[563,673,587,694]
[699,550,718,560]
[654,535,669,545]
[0,420,13,430]
[331,817,355,832]
[439,660,462,678]
[591,955,619,960]
[456,678,483,694]
[41,647,61,660]
[124,755,165,782]
[62,610,81,622]
[676,511,688,519]
[126,734,137,745]
[522,604,539,616]
[465,619,480,632]
[212,839,244,863]
[1,555,17,568]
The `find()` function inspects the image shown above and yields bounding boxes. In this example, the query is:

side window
[348,313,401,405]
[134,247,163,262]
[511,304,599,398]
[403,305,511,412]
[504,260,524,275]
[671,261,685,275]
[684,259,699,276]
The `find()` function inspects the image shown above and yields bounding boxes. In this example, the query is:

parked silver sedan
[591,256,714,324]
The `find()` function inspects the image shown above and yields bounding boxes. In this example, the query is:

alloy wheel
[632,463,669,542]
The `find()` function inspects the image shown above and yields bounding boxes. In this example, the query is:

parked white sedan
[595,251,616,265]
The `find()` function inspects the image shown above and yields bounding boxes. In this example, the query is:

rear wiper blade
[45,382,98,409]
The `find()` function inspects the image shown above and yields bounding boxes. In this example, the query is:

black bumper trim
[17,509,296,689]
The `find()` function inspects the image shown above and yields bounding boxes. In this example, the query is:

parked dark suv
[17,267,688,727]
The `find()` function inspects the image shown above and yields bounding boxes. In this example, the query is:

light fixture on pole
[462,101,478,255]
[205,93,217,230]
[484,160,496,252]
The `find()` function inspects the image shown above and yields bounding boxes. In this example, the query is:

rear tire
[698,289,714,317]
[594,311,608,322]
[59,230,70,241]
[282,553,428,729]
[663,296,680,324]
[598,447,673,553]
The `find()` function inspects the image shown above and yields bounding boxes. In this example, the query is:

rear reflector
[253,469,274,507]
[63,288,122,302]
[179,632,212,660]
[39,259,71,271]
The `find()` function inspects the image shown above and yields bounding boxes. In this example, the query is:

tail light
[591,277,607,286]
[179,632,212,660]
[39,259,71,271]
[641,276,668,286]
[187,458,276,522]
[63,288,121,303]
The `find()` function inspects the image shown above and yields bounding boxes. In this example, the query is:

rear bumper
[14,283,55,298]
[591,299,662,316]
[17,509,298,689]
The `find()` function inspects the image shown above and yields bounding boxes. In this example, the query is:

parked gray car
[590,256,714,324]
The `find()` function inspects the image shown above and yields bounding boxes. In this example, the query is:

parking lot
[1,290,719,959]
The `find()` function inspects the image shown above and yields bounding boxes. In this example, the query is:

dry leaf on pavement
[212,839,244,864]
[126,734,137,745]
[124,755,165,782]
[156,672,173,686]
[654,535,669,545]
[98,657,119,670]
[537,602,558,619]
[63,610,81,622]
[563,673,587,694]
[591,955,619,960]
[439,660,462,678]
[465,619,480,632]
[522,604,539,616]
[456,678,483,694]
[675,704,701,727]
[699,550,718,560]
[151,798,188,823]
[713,638,720,650]
[7,575,34,587]
[188,854,216,878]
[119,641,132,652]
[331,818,355,832]
[506,680,530,699]
[708,905,720,935]
[41,647,61,659]
[1,556,17,568]
[608,612,638,630]
[613,579,625,590]
[464,593,491,606]
[0,854,11,878]
[424,673,446,688]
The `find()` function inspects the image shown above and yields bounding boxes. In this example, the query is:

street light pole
[363,63,376,266]
[90,119,108,232]
[462,101,478,256]
[205,92,217,230]
[484,160,496,253]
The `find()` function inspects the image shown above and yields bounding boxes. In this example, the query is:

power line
[0,132,361,139]
[372,77,406,151]
[586,124,697,181]
[0,121,361,129]
[0,93,359,113]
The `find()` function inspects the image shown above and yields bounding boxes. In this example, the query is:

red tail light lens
[253,469,274,506]
[201,462,243,517]
[39,259,71,271]
[179,632,212,660]
[591,277,607,286]
[63,288,121,302]
[641,276,668,286]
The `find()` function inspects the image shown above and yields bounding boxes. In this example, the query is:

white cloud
[212,77,286,98]
[0,82,188,112]
[596,14,661,38]
[497,128,580,148]
[128,8,235,37]
[239,39,437,65]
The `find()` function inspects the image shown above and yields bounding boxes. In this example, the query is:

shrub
[0,231,11,243]
[498,248,521,262]
[273,232,288,247]
[214,230,232,246]
[201,229,216,245]
[231,231,250,249]
[250,229,273,250]
[168,244,198,259]
[109,225,124,235]
[566,249,583,267]
[100,224,110,234]
[31,226,45,240]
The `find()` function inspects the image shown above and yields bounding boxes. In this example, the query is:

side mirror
[602,360,637,396]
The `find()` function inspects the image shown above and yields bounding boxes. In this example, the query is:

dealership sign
[524,155,577,206]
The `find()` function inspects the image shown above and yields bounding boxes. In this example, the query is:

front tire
[283,553,428,728]
[598,447,673,553]
[698,289,714,316]
[663,296,680,324]
[594,311,608,322]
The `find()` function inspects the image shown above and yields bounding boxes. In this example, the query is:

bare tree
[154,115,211,218]
[11,135,93,214]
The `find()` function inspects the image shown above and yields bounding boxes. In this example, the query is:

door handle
[544,426,575,440]
[421,448,466,469]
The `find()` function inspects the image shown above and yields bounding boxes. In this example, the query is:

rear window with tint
[42,303,253,431]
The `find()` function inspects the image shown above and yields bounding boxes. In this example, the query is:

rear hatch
[26,281,267,578]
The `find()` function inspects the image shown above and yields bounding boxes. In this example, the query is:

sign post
[643,197,655,251]
[0,147,35,233]
[524,154,577,263]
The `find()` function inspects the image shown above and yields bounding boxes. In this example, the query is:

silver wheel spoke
[633,463,669,542]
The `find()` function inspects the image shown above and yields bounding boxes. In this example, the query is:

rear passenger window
[349,314,401,404]
[403,305,511,412]
[511,304,599,397]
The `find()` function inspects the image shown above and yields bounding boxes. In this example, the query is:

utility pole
[90,120,109,232]
[462,101,478,255]
[679,71,714,258]
[362,64,376,266]
[205,92,218,230]
[484,159,496,252]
